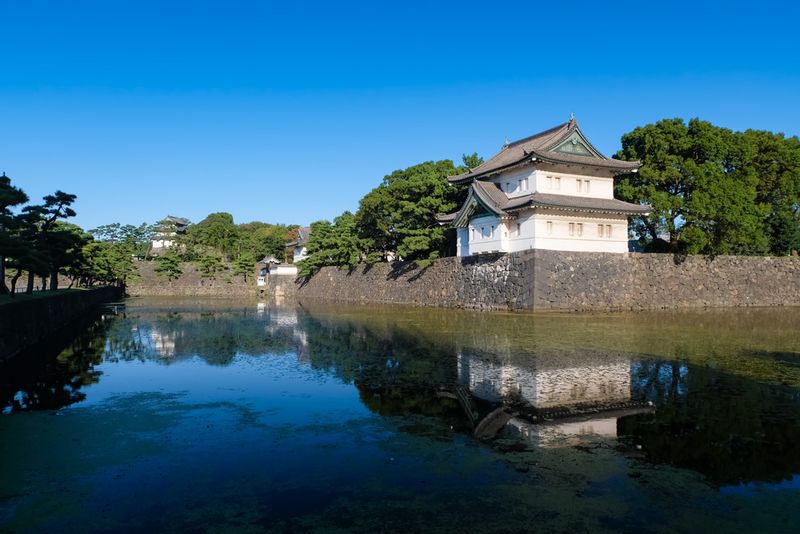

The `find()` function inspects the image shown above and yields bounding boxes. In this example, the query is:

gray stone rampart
[296,251,800,311]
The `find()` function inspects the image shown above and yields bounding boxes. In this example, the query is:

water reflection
[3,297,800,490]
[0,311,111,412]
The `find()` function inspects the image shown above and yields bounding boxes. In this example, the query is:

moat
[2,298,800,532]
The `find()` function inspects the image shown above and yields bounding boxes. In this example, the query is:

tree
[297,213,361,276]
[462,152,484,170]
[154,249,183,280]
[233,250,256,282]
[615,118,769,255]
[354,159,467,266]
[237,222,296,261]
[187,212,238,259]
[739,129,800,255]
[0,173,29,294]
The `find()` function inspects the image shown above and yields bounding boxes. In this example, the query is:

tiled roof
[518,192,651,215]
[437,183,650,224]
[285,226,311,247]
[448,118,640,183]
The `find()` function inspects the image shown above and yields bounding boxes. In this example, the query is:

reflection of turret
[457,349,653,445]
[458,350,632,408]
[148,327,176,358]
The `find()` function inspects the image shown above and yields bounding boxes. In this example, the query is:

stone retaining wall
[296,251,800,311]
[126,260,257,297]
[0,286,122,361]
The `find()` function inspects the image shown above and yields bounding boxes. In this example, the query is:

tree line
[0,175,297,295]
[298,118,799,275]
[147,213,296,282]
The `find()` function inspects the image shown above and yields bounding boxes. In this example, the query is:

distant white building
[439,117,650,255]
[151,215,190,254]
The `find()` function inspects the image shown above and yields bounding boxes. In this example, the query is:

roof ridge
[507,121,571,148]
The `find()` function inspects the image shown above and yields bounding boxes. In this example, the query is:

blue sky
[2,0,798,230]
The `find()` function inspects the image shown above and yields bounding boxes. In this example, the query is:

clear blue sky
[2,0,798,230]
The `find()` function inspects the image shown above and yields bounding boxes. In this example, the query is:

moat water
[2,297,800,532]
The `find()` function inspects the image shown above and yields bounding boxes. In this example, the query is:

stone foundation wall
[296,251,800,311]
[126,260,258,297]
[0,286,122,361]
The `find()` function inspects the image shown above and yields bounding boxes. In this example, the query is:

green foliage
[186,212,238,259]
[462,152,484,169]
[195,253,225,278]
[236,221,296,261]
[298,213,361,277]
[300,156,474,274]
[90,222,155,259]
[154,250,183,280]
[0,174,30,294]
[615,118,779,255]
[233,250,256,282]
[355,160,467,265]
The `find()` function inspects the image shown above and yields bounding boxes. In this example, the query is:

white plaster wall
[533,169,614,199]
[467,215,503,254]
[530,211,629,253]
[505,213,536,253]
[456,227,470,257]
[293,246,308,263]
[487,168,535,198]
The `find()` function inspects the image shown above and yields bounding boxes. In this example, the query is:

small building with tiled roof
[285,226,311,263]
[439,117,650,255]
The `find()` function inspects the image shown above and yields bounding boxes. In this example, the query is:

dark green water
[2,298,800,532]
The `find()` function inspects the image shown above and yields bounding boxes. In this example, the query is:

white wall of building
[533,169,615,199]
[530,210,629,253]
[293,246,308,263]
[456,227,469,257]
[466,214,502,254]
[487,168,535,198]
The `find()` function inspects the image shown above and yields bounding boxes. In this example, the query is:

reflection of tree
[103,307,301,366]
[1,312,110,412]
[299,314,469,427]
[620,359,800,486]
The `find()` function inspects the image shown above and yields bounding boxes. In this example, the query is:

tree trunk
[26,271,34,294]
[10,271,21,297]
[50,269,59,291]
[0,255,7,294]
[41,275,48,292]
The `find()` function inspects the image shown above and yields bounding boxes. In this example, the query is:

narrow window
[577,223,583,236]
[555,177,561,190]
[546,176,552,188]
[505,182,510,192]
[569,222,575,236]
[597,224,604,237]
[577,179,583,192]
[606,225,612,238]
[585,180,590,193]
[480,226,485,238]
[491,225,495,237]
[471,228,475,240]
[517,223,522,236]
[546,221,552,235]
